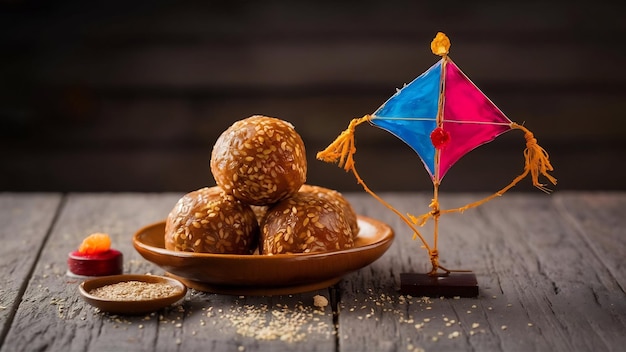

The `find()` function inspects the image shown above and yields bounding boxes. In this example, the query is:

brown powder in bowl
[88,280,182,301]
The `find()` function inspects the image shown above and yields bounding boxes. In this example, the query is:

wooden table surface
[1,191,624,352]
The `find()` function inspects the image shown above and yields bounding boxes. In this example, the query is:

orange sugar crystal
[78,233,112,255]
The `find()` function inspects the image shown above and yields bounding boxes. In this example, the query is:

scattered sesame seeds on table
[1,192,625,352]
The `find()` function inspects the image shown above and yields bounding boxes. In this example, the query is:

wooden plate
[133,215,394,295]
[79,274,187,314]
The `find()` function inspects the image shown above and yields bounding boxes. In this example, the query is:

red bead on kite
[430,127,450,149]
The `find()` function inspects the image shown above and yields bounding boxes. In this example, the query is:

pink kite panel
[438,60,512,181]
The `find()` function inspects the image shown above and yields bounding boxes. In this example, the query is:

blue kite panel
[373,60,442,119]
[370,60,442,178]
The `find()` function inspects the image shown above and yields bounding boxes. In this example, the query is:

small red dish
[67,249,123,277]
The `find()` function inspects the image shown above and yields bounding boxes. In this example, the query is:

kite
[317,32,556,283]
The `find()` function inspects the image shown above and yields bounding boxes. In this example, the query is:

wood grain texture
[0,193,62,345]
[1,192,624,351]
[1,193,181,352]
[0,193,336,352]
[554,192,626,289]
[338,192,626,352]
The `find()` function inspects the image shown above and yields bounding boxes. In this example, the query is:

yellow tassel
[316,115,370,172]
[511,122,557,193]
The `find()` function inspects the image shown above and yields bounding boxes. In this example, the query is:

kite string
[350,162,433,253]
[409,170,526,226]
[409,122,557,225]
[316,115,433,253]
[317,116,557,270]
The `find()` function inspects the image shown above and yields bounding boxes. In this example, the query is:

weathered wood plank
[0,193,181,352]
[553,192,626,290]
[475,192,626,352]
[0,193,62,346]
[2,192,625,351]
[338,192,626,352]
[0,193,336,352]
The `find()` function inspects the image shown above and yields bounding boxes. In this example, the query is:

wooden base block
[400,272,479,298]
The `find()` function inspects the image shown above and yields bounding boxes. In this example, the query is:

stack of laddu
[165,115,359,255]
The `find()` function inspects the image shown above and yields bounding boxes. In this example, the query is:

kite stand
[399,272,478,298]
[398,180,478,298]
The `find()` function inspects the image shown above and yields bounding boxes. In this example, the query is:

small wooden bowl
[133,215,394,295]
[79,274,187,315]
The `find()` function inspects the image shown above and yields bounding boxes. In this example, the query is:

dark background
[1,0,625,193]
